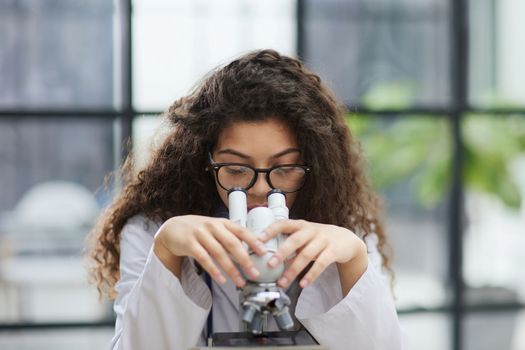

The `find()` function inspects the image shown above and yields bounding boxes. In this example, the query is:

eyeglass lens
[217,165,306,192]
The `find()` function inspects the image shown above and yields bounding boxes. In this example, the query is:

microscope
[230,188,292,334]
[203,188,326,349]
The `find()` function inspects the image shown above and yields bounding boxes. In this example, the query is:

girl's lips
[248,203,267,210]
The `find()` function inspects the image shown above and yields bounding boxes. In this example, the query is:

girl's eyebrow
[217,148,301,160]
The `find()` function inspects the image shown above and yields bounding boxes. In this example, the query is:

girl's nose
[248,172,272,198]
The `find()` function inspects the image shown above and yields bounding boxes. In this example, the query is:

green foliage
[359,81,417,110]
[347,115,452,208]
[462,115,524,208]
[347,85,525,210]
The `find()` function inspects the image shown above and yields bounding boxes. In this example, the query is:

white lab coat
[110,215,403,350]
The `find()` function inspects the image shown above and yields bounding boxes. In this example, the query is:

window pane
[0,0,115,108]
[348,114,451,309]
[399,313,451,350]
[132,0,297,110]
[0,329,113,350]
[462,114,525,304]
[469,0,525,108]
[132,114,165,170]
[0,118,116,323]
[303,0,450,108]
[465,311,525,350]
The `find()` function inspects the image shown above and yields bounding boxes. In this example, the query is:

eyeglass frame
[207,152,311,193]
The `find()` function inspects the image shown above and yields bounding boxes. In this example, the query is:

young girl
[88,49,402,349]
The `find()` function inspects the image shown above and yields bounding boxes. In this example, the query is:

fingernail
[236,276,246,287]
[255,241,267,255]
[278,276,289,287]
[259,231,269,241]
[249,267,260,278]
[217,275,226,285]
[268,255,279,268]
[300,279,309,288]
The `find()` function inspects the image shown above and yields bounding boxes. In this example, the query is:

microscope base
[190,330,327,349]
[192,347,326,349]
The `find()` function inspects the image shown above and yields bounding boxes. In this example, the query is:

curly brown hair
[87,49,392,299]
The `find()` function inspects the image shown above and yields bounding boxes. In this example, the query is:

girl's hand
[259,219,368,290]
[154,215,267,287]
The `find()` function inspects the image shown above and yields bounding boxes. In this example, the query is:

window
[1,0,523,349]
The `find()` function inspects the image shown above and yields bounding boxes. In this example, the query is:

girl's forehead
[214,118,299,161]
[216,118,297,147]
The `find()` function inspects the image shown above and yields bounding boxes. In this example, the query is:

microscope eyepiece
[267,188,286,197]
[228,187,246,195]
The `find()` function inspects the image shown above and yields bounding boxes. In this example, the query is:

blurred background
[0,0,524,349]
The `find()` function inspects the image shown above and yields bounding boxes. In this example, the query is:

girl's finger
[189,244,226,285]
[198,234,246,288]
[212,225,261,280]
[258,219,305,243]
[277,239,325,288]
[299,251,334,288]
[223,219,267,256]
[268,228,314,269]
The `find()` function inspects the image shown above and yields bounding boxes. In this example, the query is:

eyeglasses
[208,152,311,193]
